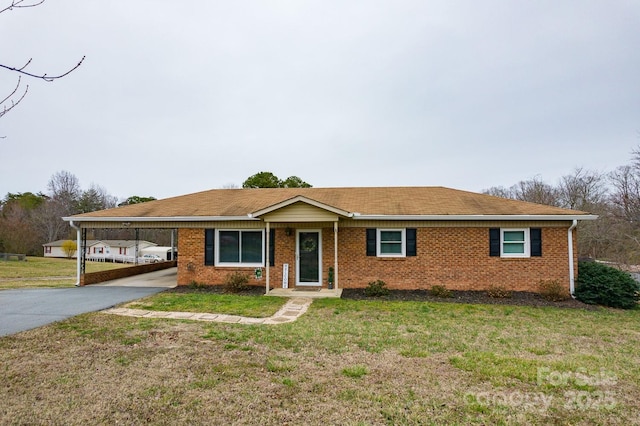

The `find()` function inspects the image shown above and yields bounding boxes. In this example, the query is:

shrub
[430,285,452,298]
[486,285,512,299]
[364,280,390,297]
[575,261,640,309]
[538,280,569,301]
[223,272,250,293]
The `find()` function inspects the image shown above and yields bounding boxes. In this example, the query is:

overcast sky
[1,0,638,201]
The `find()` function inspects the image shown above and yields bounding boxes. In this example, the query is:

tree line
[0,171,162,255]
[0,170,309,256]
[483,147,640,265]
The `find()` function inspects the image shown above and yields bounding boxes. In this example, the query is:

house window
[45,246,52,254]
[367,228,417,257]
[378,229,406,256]
[501,229,529,257]
[216,230,264,266]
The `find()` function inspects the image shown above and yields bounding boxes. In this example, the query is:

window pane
[380,242,402,254]
[241,231,262,263]
[380,231,402,243]
[503,231,525,242]
[219,231,239,262]
[503,243,525,254]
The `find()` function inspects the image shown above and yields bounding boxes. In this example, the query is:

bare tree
[557,167,607,211]
[31,198,71,243]
[510,177,561,206]
[609,165,640,222]
[482,185,513,199]
[1,0,85,121]
[47,170,81,214]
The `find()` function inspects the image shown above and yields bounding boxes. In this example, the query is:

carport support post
[170,229,176,260]
[75,224,81,286]
[134,228,139,265]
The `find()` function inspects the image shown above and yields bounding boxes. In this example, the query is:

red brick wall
[177,229,268,287]
[177,226,576,293]
[81,261,177,285]
[337,227,574,292]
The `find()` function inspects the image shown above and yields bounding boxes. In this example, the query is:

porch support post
[265,221,270,294]
[334,221,338,290]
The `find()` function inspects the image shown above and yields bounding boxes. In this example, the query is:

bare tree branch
[0,0,45,14]
[0,0,85,124]
[0,56,85,82]
[0,76,28,119]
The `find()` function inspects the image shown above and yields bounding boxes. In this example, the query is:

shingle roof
[67,186,591,219]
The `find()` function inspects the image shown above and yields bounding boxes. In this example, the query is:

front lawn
[1,296,638,424]
[0,257,133,289]
[126,292,286,318]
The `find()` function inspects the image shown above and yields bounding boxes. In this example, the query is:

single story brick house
[64,186,596,295]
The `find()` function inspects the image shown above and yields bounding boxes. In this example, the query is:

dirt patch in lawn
[343,289,597,309]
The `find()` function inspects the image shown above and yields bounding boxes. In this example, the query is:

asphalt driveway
[0,268,177,337]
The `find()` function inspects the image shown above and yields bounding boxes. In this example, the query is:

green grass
[1,294,639,424]
[126,292,286,318]
[0,256,131,289]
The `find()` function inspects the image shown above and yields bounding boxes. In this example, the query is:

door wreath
[301,237,317,252]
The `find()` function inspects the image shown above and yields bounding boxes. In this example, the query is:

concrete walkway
[103,297,313,325]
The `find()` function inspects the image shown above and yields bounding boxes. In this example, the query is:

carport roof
[64,186,597,222]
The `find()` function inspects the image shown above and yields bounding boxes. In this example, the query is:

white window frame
[501,228,530,258]
[377,228,406,257]
[215,229,265,267]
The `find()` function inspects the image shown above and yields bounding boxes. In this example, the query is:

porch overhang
[249,196,352,220]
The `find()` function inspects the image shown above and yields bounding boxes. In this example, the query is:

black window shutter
[489,228,500,257]
[366,229,376,256]
[204,229,215,265]
[406,228,417,256]
[269,228,275,266]
[530,228,542,257]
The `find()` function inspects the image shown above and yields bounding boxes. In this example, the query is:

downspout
[69,220,81,287]
[568,219,578,298]
[265,222,270,295]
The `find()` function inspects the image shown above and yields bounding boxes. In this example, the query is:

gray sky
[1,0,639,201]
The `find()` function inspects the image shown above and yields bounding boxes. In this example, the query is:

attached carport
[63,216,180,286]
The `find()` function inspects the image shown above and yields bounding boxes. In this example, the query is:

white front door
[296,230,322,286]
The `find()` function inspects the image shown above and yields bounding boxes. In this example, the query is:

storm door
[296,230,321,286]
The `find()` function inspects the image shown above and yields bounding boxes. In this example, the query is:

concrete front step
[266,288,343,298]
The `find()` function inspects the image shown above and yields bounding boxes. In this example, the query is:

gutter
[69,220,81,286]
[62,216,258,222]
[350,214,598,221]
[568,219,578,298]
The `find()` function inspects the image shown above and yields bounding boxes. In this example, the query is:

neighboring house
[63,187,596,295]
[43,239,157,260]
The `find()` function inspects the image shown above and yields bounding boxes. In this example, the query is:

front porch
[266,288,343,298]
